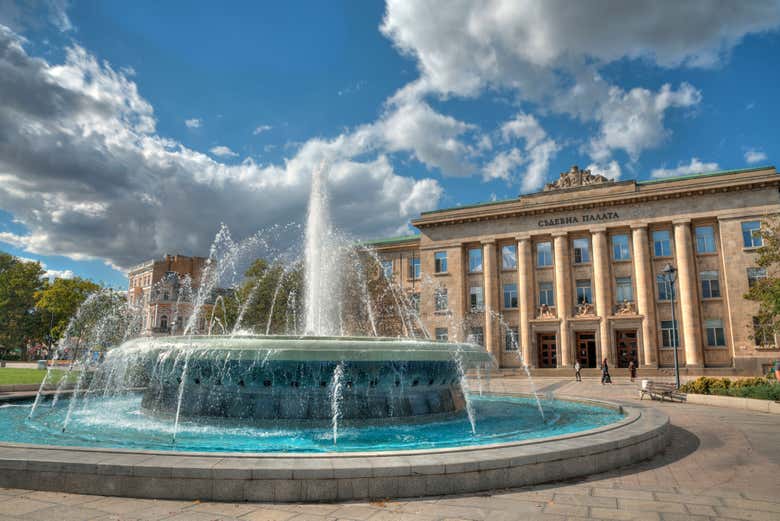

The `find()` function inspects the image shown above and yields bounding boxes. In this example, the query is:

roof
[420,164,775,216]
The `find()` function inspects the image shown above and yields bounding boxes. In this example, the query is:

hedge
[679,376,780,401]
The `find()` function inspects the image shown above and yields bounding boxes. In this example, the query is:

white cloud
[651,158,719,179]
[588,83,702,161]
[184,118,201,128]
[253,124,272,135]
[745,149,768,164]
[209,145,238,158]
[0,27,443,269]
[586,161,622,181]
[44,267,75,280]
[484,113,559,191]
[381,1,779,162]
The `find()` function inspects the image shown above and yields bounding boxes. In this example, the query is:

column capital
[516,234,531,243]
[551,231,568,238]
[590,226,608,234]
[672,218,692,226]
[630,223,648,230]
[480,238,496,245]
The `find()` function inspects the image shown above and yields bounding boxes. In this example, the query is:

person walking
[601,358,611,385]
[628,360,637,382]
[574,360,582,382]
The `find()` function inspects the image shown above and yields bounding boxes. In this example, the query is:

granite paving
[2,376,779,520]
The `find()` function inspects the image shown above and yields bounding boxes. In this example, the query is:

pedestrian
[574,360,582,382]
[601,358,611,385]
[774,359,780,382]
[628,360,637,382]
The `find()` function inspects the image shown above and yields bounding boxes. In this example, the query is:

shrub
[680,376,780,400]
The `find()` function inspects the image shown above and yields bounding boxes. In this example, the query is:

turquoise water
[0,395,622,453]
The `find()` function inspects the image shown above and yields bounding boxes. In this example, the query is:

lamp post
[661,263,680,388]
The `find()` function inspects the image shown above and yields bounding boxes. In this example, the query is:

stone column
[552,232,571,367]
[673,220,703,367]
[482,239,500,362]
[517,236,533,368]
[631,224,657,367]
[591,228,614,365]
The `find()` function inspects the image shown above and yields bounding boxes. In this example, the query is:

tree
[0,252,47,359]
[35,277,101,344]
[745,218,780,344]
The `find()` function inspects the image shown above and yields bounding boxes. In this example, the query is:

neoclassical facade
[127,254,211,335]
[370,165,780,375]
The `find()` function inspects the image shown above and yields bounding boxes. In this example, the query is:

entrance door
[537,333,557,368]
[615,330,638,368]
[576,332,597,368]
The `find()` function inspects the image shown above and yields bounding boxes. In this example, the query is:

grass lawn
[0,367,72,385]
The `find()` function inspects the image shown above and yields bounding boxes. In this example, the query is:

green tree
[0,252,47,359]
[745,219,780,344]
[35,277,101,343]
[229,259,304,334]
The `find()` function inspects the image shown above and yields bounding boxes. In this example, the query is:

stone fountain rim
[0,394,670,501]
[111,334,493,364]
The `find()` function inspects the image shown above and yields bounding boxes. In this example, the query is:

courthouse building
[370,165,780,375]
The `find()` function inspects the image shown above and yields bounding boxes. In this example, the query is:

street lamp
[661,263,680,388]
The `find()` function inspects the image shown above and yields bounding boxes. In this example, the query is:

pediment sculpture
[544,165,610,191]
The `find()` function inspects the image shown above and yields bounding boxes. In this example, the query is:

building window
[469,327,484,346]
[575,279,592,304]
[660,320,679,348]
[656,274,672,301]
[160,315,168,331]
[616,277,633,303]
[468,248,483,273]
[695,226,716,253]
[381,260,393,279]
[502,244,517,269]
[612,234,630,261]
[572,238,590,264]
[503,283,518,308]
[434,251,448,273]
[747,267,767,288]
[539,282,554,306]
[469,286,484,311]
[537,242,552,267]
[653,230,672,257]
[700,271,721,298]
[704,319,726,347]
[742,221,763,248]
[409,292,420,312]
[505,326,519,351]
[434,288,448,311]
[753,316,774,346]
[435,328,448,341]
[409,257,420,279]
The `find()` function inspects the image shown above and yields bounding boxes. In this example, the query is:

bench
[640,381,686,402]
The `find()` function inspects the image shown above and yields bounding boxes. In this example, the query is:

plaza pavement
[1,376,779,521]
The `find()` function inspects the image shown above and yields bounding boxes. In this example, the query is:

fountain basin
[0,395,669,501]
[114,335,493,422]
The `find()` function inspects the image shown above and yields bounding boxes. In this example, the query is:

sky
[0,0,778,288]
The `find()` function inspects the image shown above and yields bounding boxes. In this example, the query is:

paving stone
[552,492,617,508]
[542,502,589,517]
[327,504,380,520]
[241,508,298,521]
[589,507,660,520]
[0,496,56,516]
[616,499,687,514]
[720,497,780,513]
[21,505,106,521]
[713,508,780,521]
[653,491,722,506]
[590,488,655,501]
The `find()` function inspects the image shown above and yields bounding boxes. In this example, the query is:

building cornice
[412,166,778,229]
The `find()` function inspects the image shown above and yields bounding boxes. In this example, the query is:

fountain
[0,163,669,501]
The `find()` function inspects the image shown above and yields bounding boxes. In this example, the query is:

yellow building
[370,165,780,375]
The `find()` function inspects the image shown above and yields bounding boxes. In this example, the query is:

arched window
[160,315,168,331]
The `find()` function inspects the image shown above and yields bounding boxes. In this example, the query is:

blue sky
[0,0,778,287]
